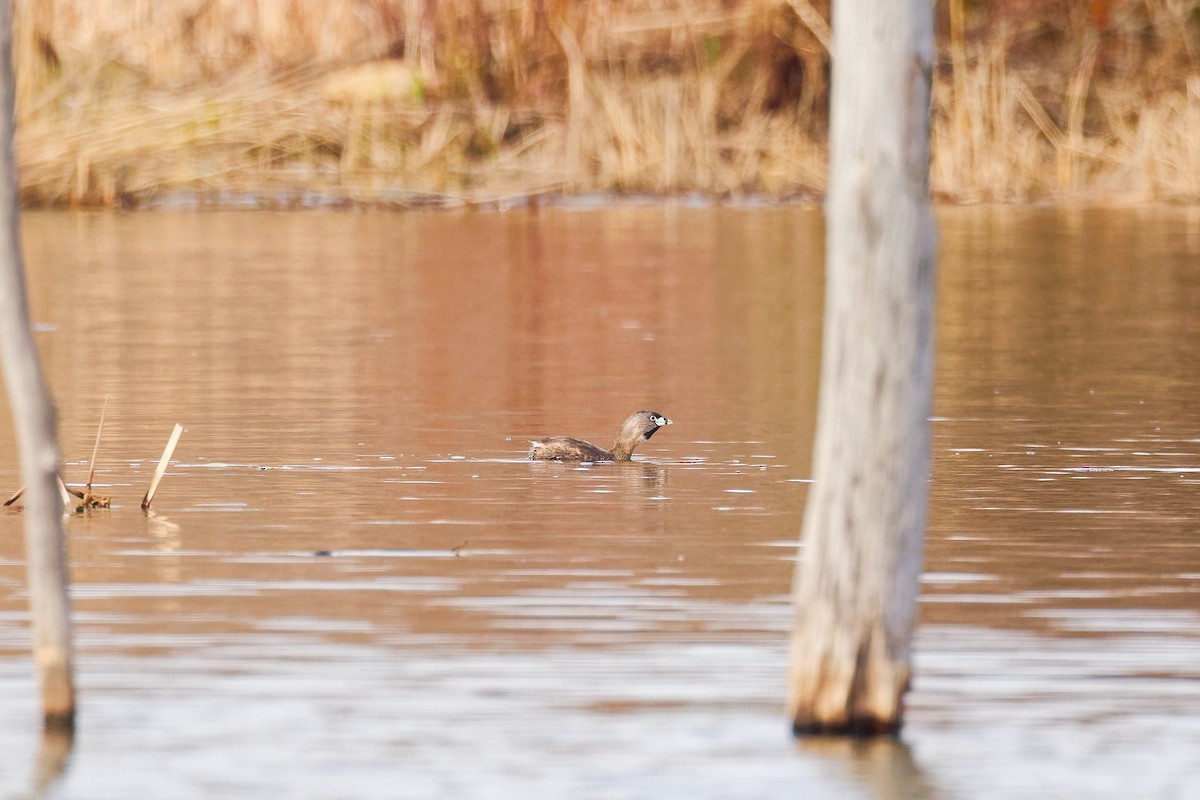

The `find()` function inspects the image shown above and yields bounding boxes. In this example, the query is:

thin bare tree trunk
[788,0,936,735]
[0,2,75,730]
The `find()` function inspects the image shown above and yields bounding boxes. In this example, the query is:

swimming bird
[528,410,673,462]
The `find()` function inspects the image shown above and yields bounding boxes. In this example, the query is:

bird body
[529,410,672,461]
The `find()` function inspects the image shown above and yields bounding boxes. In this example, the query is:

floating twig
[141,423,183,510]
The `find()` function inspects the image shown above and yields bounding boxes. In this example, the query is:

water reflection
[799,738,942,800]
[0,206,1196,798]
[928,207,1200,633]
[33,727,74,797]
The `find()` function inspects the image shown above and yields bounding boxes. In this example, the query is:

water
[0,206,1197,798]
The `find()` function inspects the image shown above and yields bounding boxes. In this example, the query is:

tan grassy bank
[12,0,1200,208]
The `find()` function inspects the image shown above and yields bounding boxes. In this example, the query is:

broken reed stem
[141,423,183,510]
[83,395,107,503]
[4,478,80,507]
[7,416,182,510]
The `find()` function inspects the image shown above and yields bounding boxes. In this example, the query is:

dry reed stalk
[82,396,107,503]
[1059,31,1100,192]
[1187,77,1200,190]
[784,0,830,53]
[552,21,589,189]
[948,0,971,178]
[141,423,183,511]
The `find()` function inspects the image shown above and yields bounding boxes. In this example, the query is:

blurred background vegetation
[10,0,1200,207]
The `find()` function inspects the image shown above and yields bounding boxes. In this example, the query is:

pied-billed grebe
[529,410,673,462]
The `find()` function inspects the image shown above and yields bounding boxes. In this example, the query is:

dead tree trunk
[788,0,936,735]
[0,2,76,730]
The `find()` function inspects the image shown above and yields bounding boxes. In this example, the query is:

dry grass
[932,0,1200,202]
[11,0,1200,207]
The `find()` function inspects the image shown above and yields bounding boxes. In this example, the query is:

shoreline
[20,189,1200,214]
[14,2,1200,209]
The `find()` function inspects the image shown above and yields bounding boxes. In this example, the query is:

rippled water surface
[1,206,1198,798]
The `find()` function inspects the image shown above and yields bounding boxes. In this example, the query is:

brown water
[0,206,1197,799]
